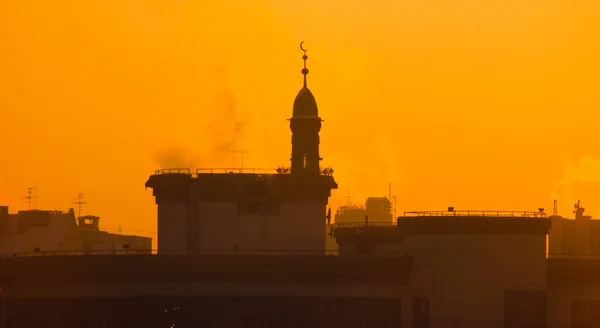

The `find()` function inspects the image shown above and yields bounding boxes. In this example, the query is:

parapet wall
[0,254,414,294]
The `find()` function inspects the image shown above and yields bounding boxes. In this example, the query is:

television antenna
[22,187,39,210]
[229,123,250,171]
[345,187,352,206]
[71,193,87,218]
[388,183,397,219]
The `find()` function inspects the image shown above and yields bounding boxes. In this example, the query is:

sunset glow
[1,0,600,247]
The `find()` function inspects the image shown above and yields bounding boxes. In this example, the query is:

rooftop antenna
[71,193,87,219]
[346,187,352,207]
[22,187,40,210]
[229,123,250,171]
[388,183,397,219]
[553,199,558,216]
[573,199,585,219]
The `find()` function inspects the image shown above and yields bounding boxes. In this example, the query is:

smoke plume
[201,60,246,167]
[154,145,202,169]
[154,60,245,170]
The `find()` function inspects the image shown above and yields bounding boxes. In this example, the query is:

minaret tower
[290,41,323,175]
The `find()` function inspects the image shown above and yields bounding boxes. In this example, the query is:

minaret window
[303,154,307,169]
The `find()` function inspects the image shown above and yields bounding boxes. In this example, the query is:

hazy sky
[1,1,599,244]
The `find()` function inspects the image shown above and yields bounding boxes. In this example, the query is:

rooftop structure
[146,43,338,255]
[333,207,551,327]
[335,196,394,224]
[403,207,547,218]
[0,206,151,255]
[548,200,600,257]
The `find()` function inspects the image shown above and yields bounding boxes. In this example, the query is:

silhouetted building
[5,43,600,328]
[0,253,414,327]
[548,200,600,256]
[335,196,393,224]
[0,207,81,253]
[336,209,550,328]
[77,215,151,254]
[0,207,151,255]
[146,46,338,254]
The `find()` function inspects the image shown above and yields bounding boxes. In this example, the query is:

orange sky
[1,1,600,245]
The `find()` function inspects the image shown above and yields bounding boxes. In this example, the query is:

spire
[292,41,319,116]
[300,41,309,88]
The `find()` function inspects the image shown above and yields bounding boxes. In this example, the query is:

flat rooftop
[146,167,338,203]
[335,209,551,241]
[403,210,547,218]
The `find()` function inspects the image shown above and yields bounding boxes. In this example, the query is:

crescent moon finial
[300,41,307,52]
[300,41,309,88]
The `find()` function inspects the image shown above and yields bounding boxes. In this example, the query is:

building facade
[77,215,151,254]
[548,200,600,256]
[336,209,550,328]
[0,206,151,255]
[335,197,394,224]
[0,254,414,327]
[0,206,81,254]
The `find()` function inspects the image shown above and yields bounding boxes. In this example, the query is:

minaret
[290,41,323,175]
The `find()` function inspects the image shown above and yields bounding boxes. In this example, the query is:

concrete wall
[149,173,337,253]
[546,285,600,328]
[549,216,600,255]
[5,287,408,328]
[157,202,188,252]
[6,282,409,300]
[336,222,549,328]
[549,216,565,254]
[546,259,600,328]
[196,202,326,251]
[405,234,546,328]
[79,230,152,254]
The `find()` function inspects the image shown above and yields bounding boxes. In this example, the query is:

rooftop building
[0,206,151,255]
[146,45,338,254]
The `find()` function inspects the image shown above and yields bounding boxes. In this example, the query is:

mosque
[146,43,338,254]
[1,43,599,328]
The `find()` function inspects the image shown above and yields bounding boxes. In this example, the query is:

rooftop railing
[154,168,191,175]
[0,248,408,258]
[336,222,397,228]
[197,168,280,175]
[153,167,335,177]
[402,210,547,218]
